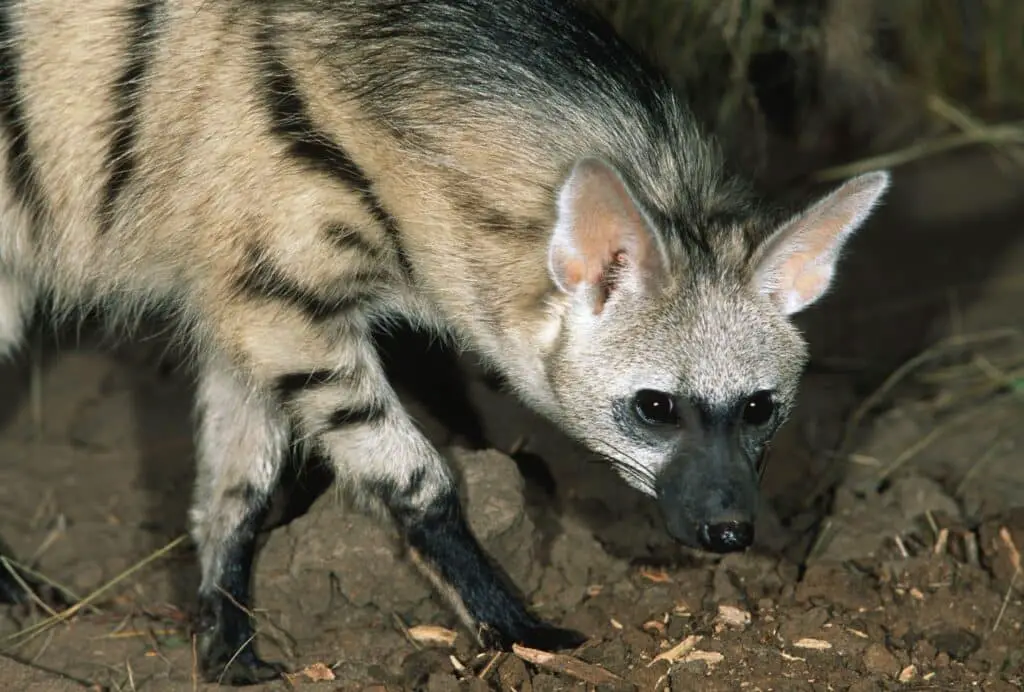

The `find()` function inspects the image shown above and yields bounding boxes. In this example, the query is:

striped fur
[0,0,890,684]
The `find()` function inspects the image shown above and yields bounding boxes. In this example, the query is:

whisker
[601,459,657,488]
[600,456,657,494]
[611,469,655,494]
[756,443,772,483]
[592,438,658,483]
[594,438,645,467]
[610,465,657,493]
[583,454,654,489]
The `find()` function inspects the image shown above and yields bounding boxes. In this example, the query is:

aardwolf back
[0,0,889,684]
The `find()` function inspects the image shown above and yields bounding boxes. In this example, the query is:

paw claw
[519,623,589,651]
[479,619,588,653]
[201,651,286,686]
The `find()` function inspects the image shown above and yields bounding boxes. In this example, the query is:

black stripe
[235,243,376,322]
[363,466,428,516]
[325,401,386,429]
[221,482,261,504]
[274,369,340,400]
[323,222,380,256]
[443,172,542,239]
[0,3,48,231]
[256,28,414,278]
[99,0,162,232]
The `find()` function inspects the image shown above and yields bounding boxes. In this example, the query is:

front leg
[189,358,290,685]
[278,328,586,652]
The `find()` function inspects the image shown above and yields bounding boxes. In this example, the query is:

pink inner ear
[572,193,621,286]
[756,170,890,315]
[762,221,843,314]
[559,257,588,288]
[774,216,845,299]
[555,159,656,302]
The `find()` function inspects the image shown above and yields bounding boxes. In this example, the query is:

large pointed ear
[753,171,891,316]
[548,157,665,312]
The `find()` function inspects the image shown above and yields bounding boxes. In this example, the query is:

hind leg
[189,356,289,685]
[0,274,49,606]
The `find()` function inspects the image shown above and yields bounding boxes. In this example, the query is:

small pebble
[862,643,901,678]
[898,664,917,682]
[928,628,981,661]
[715,604,752,629]
[496,655,530,690]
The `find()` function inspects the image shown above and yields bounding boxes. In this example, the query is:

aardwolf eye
[741,390,775,426]
[633,389,678,426]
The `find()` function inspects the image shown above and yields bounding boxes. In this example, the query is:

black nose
[698,521,754,553]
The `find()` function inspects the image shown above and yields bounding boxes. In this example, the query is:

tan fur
[0,0,890,681]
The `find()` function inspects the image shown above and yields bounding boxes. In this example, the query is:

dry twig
[512,643,633,690]
[992,527,1022,633]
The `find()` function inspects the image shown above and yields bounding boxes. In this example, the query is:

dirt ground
[2,35,1024,689]
[0,144,1021,692]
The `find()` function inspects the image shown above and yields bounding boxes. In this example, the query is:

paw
[516,622,589,651]
[195,590,287,686]
[200,645,286,686]
[197,621,286,687]
[479,618,588,653]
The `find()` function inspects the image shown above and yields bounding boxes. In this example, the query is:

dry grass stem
[3,534,188,647]
[812,121,1024,182]
[954,439,1006,498]
[391,613,421,650]
[649,634,703,666]
[216,633,257,686]
[927,93,1024,170]
[876,427,945,483]
[807,518,835,562]
[838,328,1022,463]
[992,527,1022,632]
[191,633,199,692]
[478,651,504,680]
[925,511,940,540]
[893,536,910,560]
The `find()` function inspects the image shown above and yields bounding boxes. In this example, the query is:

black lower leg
[195,489,283,686]
[0,548,31,605]
[395,486,586,652]
[0,541,69,608]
